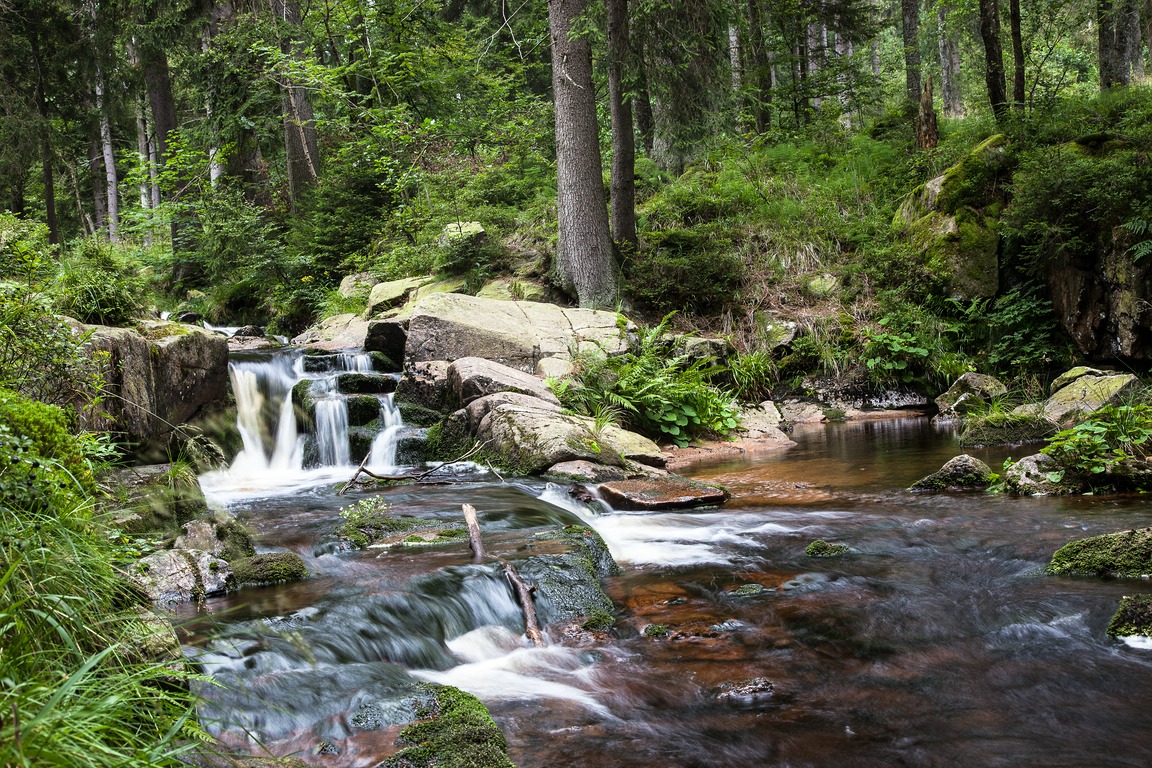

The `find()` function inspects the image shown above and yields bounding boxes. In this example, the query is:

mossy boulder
[519,525,620,625]
[347,394,383,426]
[382,684,514,768]
[958,407,1057,447]
[1107,594,1152,639]
[1001,453,1087,495]
[909,454,994,491]
[1042,372,1142,428]
[229,553,309,586]
[1048,528,1152,579]
[364,276,435,318]
[805,540,850,558]
[935,372,1008,419]
[173,513,255,562]
[291,379,317,429]
[337,372,398,395]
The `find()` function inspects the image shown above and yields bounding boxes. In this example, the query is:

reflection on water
[192,417,1152,767]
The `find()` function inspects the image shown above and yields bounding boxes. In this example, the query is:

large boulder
[364,317,408,364]
[1042,371,1142,427]
[935,372,1008,419]
[81,322,228,451]
[447,357,559,408]
[1047,528,1152,579]
[290,313,369,350]
[1001,453,1087,495]
[908,454,994,491]
[363,276,434,318]
[130,549,234,608]
[405,293,632,372]
[894,135,1012,300]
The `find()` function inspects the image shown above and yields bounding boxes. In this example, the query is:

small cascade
[314,399,351,466]
[368,394,404,471]
[227,355,303,477]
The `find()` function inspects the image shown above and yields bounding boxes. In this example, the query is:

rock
[364,276,433,317]
[1048,528,1152,578]
[440,220,486,245]
[232,324,265,338]
[599,477,728,511]
[337,372,398,395]
[779,402,827,424]
[1042,372,1142,427]
[395,360,451,413]
[464,391,561,432]
[1001,453,1087,495]
[677,336,733,363]
[130,549,234,608]
[364,318,408,364]
[1051,366,1108,392]
[710,678,775,704]
[346,394,382,426]
[760,319,799,349]
[173,514,255,561]
[472,397,663,475]
[108,464,209,532]
[804,540,850,557]
[536,356,575,379]
[476,277,553,303]
[384,684,514,768]
[80,322,228,453]
[935,372,1008,419]
[228,335,281,352]
[545,461,630,483]
[175,311,202,324]
[740,401,783,434]
[908,454,994,491]
[519,525,620,624]
[805,273,840,297]
[338,272,378,298]
[291,313,369,351]
[958,407,1056,447]
[405,293,632,372]
[447,356,560,408]
[230,552,309,586]
[1108,594,1152,639]
[397,400,446,427]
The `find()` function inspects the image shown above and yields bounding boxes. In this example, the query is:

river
[183,353,1152,767]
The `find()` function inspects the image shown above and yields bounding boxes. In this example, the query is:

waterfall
[368,394,404,472]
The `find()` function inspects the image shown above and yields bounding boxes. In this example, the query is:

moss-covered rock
[397,401,446,427]
[1047,528,1152,578]
[1001,453,1087,495]
[1107,594,1152,638]
[347,394,383,426]
[383,684,514,768]
[908,454,993,491]
[959,409,1057,447]
[1042,372,1143,428]
[291,379,317,431]
[935,372,1008,419]
[338,372,398,395]
[229,552,309,586]
[519,525,620,625]
[805,539,850,558]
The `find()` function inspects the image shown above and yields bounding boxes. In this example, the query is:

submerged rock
[804,540,850,557]
[908,454,993,491]
[1107,594,1152,639]
[1047,527,1152,579]
[710,677,775,704]
[599,477,728,511]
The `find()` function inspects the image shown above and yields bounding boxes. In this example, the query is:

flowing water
[188,354,1152,767]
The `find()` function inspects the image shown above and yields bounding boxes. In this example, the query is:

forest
[4,0,1152,764]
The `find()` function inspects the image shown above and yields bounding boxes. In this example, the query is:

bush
[1041,403,1152,484]
[626,228,743,313]
[53,238,148,326]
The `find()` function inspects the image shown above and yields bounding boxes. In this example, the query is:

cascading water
[368,394,404,472]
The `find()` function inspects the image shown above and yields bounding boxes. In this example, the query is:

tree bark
[607,0,637,250]
[1098,0,1141,88]
[916,76,939,149]
[87,137,107,235]
[937,3,963,118]
[548,0,617,308]
[139,44,177,172]
[94,64,119,240]
[1009,0,1025,107]
[633,35,655,154]
[978,0,1009,119]
[745,0,771,132]
[28,26,59,244]
[901,0,921,104]
[275,0,321,207]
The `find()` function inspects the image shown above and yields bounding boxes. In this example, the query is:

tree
[978,0,1009,119]
[1098,0,1142,88]
[901,0,921,104]
[937,2,962,117]
[607,0,637,250]
[1009,0,1025,106]
[548,0,617,308]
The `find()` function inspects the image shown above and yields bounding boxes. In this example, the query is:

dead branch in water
[461,503,485,562]
[336,441,488,495]
[503,560,544,647]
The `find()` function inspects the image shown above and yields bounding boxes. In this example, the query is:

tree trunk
[633,35,655,154]
[140,45,177,171]
[901,0,922,104]
[745,0,771,132]
[978,0,1009,119]
[29,27,59,244]
[87,138,107,236]
[1098,0,1141,88]
[94,64,119,241]
[916,76,939,149]
[276,0,321,207]
[1009,0,1025,106]
[937,3,963,118]
[607,0,637,250]
[548,0,617,308]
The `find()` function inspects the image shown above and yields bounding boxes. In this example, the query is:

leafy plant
[53,238,149,326]
[1042,404,1152,479]
[862,318,929,384]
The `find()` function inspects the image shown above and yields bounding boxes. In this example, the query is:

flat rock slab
[405,292,632,372]
[291,313,370,350]
[448,356,559,408]
[599,477,728,511]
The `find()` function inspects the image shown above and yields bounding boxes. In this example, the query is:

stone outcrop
[405,293,632,372]
[291,313,370,350]
[130,549,234,608]
[935,372,1008,419]
[908,454,994,491]
[364,276,434,317]
[1042,371,1142,427]
[1001,453,1086,495]
[81,321,228,452]
[447,357,559,409]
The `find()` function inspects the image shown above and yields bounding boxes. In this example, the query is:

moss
[230,553,308,586]
[805,539,850,558]
[1047,528,1152,579]
[581,609,615,631]
[397,401,446,427]
[959,412,1057,447]
[1107,594,1152,638]
[644,623,670,638]
[347,395,383,427]
[217,518,256,562]
[369,351,400,372]
[729,583,769,597]
[291,379,316,430]
[338,372,398,395]
[383,684,514,768]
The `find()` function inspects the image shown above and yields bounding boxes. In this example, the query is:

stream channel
[181,350,1152,767]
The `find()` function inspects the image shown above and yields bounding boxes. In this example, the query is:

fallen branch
[337,441,488,495]
[461,503,485,562]
[503,560,544,647]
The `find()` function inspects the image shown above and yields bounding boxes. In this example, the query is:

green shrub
[1041,404,1152,483]
[626,228,743,313]
[0,213,55,285]
[53,238,148,326]
[0,388,93,495]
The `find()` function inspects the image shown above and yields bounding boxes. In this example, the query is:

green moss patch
[1107,594,1152,638]
[383,684,514,768]
[805,539,850,558]
[1047,528,1152,579]
[230,553,308,586]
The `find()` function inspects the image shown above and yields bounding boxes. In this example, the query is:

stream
[183,351,1152,767]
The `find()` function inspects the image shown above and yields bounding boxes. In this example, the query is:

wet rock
[908,454,994,491]
[1002,453,1087,495]
[804,540,850,557]
[337,372,398,395]
[935,372,1008,419]
[405,292,633,372]
[232,324,264,338]
[395,360,451,413]
[1108,594,1152,639]
[545,460,630,483]
[1047,527,1152,579]
[174,513,255,562]
[291,312,369,350]
[447,356,559,408]
[384,684,514,768]
[728,583,770,597]
[230,553,309,586]
[130,549,234,608]
[599,477,728,511]
[710,677,775,704]
[365,318,408,365]
[1043,372,1142,427]
[347,394,383,426]
[227,335,281,352]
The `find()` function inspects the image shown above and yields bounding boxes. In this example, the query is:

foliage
[1041,404,1152,479]
[726,351,776,403]
[947,286,1073,377]
[549,316,741,447]
[53,238,149,326]
[0,214,55,285]
[861,318,929,385]
[624,228,743,313]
